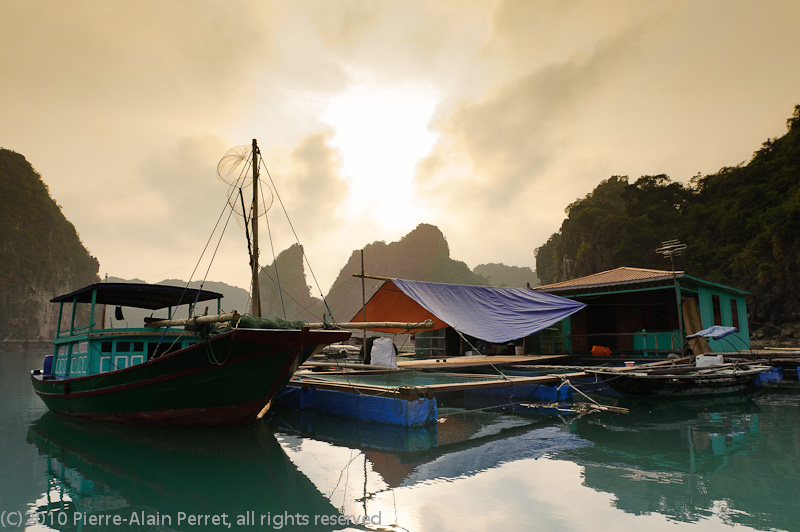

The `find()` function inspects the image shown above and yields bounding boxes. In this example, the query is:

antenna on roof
[655,239,687,259]
[656,239,687,354]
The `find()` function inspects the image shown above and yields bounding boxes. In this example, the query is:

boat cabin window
[55,345,68,375]
[112,340,147,370]
[56,301,100,338]
[70,354,88,375]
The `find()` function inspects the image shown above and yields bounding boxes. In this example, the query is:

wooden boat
[30,282,352,426]
[583,361,771,397]
[29,140,356,426]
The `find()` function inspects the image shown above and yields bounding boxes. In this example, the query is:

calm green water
[3,351,800,532]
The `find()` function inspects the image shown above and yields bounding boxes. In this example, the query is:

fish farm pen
[280,367,592,427]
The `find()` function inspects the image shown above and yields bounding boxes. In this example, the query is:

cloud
[0,1,273,124]
[307,0,382,47]
[140,136,231,217]
[416,10,652,215]
[272,130,349,228]
[3,0,800,292]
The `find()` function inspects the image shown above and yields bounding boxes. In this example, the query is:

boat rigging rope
[255,265,332,323]
[154,175,240,351]
[452,328,510,381]
[259,158,336,321]
[262,201,287,318]
[196,198,237,299]
[319,277,358,320]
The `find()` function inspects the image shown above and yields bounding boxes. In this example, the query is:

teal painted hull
[31,328,350,426]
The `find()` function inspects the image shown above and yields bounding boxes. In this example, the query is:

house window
[730,299,740,331]
[712,295,722,326]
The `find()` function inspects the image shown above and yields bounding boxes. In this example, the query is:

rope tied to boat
[556,376,629,414]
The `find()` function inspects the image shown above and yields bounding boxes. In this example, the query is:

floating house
[533,267,751,357]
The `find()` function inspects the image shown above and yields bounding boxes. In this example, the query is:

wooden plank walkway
[289,371,586,400]
[396,354,569,370]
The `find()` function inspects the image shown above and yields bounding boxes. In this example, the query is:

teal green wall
[696,287,750,352]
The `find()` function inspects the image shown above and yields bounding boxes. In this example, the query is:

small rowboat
[583,361,772,397]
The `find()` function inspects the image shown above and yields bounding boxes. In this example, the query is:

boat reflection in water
[26,413,345,531]
[557,393,800,532]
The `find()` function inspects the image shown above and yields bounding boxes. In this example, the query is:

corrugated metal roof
[535,267,682,293]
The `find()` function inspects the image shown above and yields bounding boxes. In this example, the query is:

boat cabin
[47,283,224,378]
[533,267,751,357]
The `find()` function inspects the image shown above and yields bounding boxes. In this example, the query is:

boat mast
[251,139,262,317]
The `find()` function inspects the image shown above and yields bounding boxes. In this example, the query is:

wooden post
[100,274,107,329]
[56,302,64,339]
[671,256,685,352]
[69,296,78,335]
[657,240,687,355]
[360,249,367,362]
[251,139,262,317]
[89,287,97,333]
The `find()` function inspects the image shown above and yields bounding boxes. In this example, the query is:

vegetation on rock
[536,105,800,326]
[0,149,99,345]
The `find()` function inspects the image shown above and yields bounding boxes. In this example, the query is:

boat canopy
[350,279,586,343]
[50,283,223,310]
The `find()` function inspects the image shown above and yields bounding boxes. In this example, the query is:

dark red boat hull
[31,328,350,426]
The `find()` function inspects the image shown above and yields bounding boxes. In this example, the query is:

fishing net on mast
[217,144,274,228]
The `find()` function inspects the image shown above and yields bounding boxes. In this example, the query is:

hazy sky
[3,0,799,293]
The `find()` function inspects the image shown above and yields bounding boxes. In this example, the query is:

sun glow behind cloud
[322,82,439,231]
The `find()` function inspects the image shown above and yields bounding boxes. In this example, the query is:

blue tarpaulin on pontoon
[687,326,738,340]
[353,279,586,344]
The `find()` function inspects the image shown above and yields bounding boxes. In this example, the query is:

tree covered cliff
[535,105,800,325]
[0,149,99,345]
